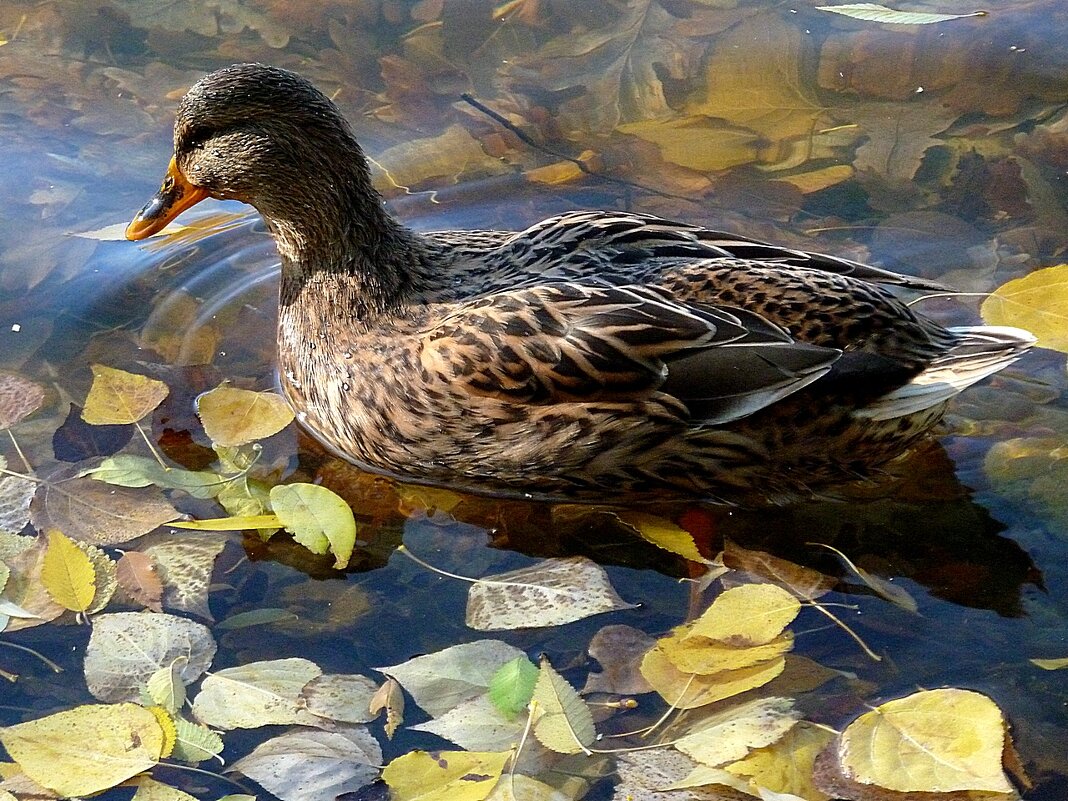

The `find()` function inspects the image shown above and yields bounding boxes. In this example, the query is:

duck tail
[855,325,1036,421]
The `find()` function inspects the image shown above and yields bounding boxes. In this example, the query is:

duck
[126,63,1035,504]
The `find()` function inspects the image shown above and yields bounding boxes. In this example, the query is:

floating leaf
[616,512,708,563]
[640,645,786,710]
[411,694,525,752]
[614,749,709,799]
[169,514,282,531]
[981,263,1068,353]
[191,657,323,729]
[84,612,216,703]
[130,776,198,801]
[723,720,834,800]
[816,4,987,25]
[302,673,380,724]
[80,538,118,614]
[674,697,799,768]
[0,537,65,631]
[531,658,595,755]
[686,584,801,647]
[196,384,294,446]
[40,529,96,612]
[270,483,356,569]
[466,556,636,631]
[86,455,228,499]
[82,364,169,425]
[827,688,1015,794]
[661,629,793,674]
[232,726,382,801]
[382,749,509,801]
[489,656,539,720]
[0,703,165,796]
[379,640,525,718]
[171,716,224,765]
[370,677,405,740]
[116,550,164,612]
[146,658,188,714]
[0,371,46,430]
[723,540,837,600]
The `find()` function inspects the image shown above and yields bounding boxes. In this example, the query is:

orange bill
[125,157,210,240]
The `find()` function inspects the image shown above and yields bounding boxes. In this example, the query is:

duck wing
[422,283,841,425]
[511,211,947,291]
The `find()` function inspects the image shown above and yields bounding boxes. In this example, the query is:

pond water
[1,1,1067,799]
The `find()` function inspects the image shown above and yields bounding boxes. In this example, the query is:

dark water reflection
[2,1,1068,798]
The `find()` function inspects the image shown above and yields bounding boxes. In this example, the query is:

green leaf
[170,717,224,764]
[815,4,987,24]
[488,656,538,721]
[270,483,356,569]
[530,657,595,755]
[197,384,295,446]
[170,514,282,531]
[85,455,229,499]
[82,364,169,425]
[40,530,96,612]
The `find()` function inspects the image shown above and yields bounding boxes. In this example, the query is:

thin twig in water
[459,93,697,203]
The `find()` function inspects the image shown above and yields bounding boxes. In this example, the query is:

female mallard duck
[126,64,1034,503]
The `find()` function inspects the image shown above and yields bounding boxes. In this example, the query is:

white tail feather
[855,325,1036,421]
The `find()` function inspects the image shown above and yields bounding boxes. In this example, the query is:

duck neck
[269,165,438,326]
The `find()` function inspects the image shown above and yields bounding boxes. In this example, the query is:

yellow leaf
[686,584,801,646]
[640,646,785,710]
[148,706,177,759]
[0,703,166,796]
[131,776,199,801]
[40,530,96,612]
[674,696,799,768]
[687,15,824,141]
[834,688,1016,793]
[618,116,760,172]
[660,630,794,674]
[1031,657,1068,670]
[531,657,596,754]
[774,165,854,194]
[981,263,1068,353]
[196,384,295,446]
[725,720,834,800]
[82,364,169,425]
[383,749,509,801]
[617,512,707,563]
[170,514,282,531]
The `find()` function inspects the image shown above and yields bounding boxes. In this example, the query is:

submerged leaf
[981,263,1068,353]
[196,384,294,446]
[466,556,636,631]
[0,371,46,430]
[0,703,166,796]
[82,364,169,425]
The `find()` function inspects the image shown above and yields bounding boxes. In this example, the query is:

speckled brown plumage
[127,64,1036,504]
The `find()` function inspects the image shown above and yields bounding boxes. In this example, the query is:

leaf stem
[0,640,64,672]
[7,429,33,473]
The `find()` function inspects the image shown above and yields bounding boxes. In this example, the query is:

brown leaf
[581,624,656,696]
[2,536,66,632]
[138,531,227,620]
[369,677,405,740]
[116,551,164,612]
[30,461,179,546]
[723,539,836,600]
[0,370,47,430]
